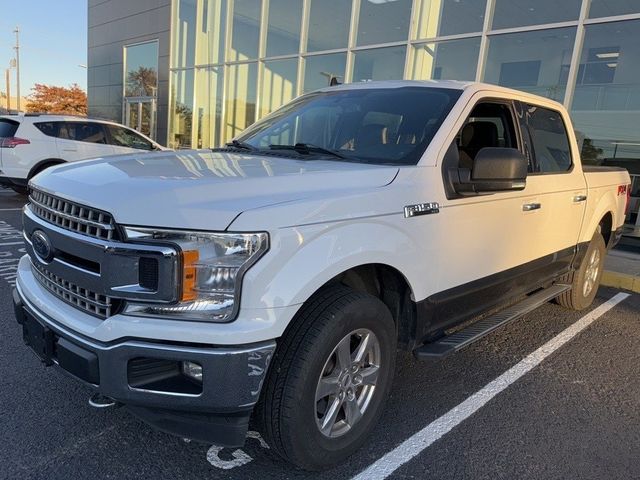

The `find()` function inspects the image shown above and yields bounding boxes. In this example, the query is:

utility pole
[13,26,20,112]
[5,68,10,111]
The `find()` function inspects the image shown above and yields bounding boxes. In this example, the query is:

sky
[0,0,87,98]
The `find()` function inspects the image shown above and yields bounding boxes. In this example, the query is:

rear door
[54,121,115,161]
[515,101,587,260]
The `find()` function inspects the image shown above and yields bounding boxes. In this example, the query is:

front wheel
[557,231,606,310]
[255,285,396,470]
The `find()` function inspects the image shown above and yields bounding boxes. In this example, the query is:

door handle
[573,195,587,203]
[522,203,542,211]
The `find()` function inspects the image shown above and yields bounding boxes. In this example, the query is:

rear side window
[58,122,108,144]
[0,119,19,137]
[106,125,154,151]
[524,105,572,173]
[34,122,59,137]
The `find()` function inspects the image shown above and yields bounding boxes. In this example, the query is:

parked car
[0,114,165,194]
[13,81,631,470]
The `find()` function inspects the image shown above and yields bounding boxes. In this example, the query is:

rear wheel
[9,185,28,195]
[557,231,606,310]
[255,285,396,470]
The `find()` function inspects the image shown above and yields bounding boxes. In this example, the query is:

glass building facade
[168,0,640,182]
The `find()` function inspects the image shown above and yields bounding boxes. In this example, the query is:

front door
[124,98,156,140]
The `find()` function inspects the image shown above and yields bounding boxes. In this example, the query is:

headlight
[123,227,269,322]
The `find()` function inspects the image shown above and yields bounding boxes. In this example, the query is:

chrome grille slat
[31,262,114,318]
[29,189,119,241]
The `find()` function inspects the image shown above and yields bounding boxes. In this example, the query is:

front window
[236,87,461,166]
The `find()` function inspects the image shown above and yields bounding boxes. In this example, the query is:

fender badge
[404,202,440,218]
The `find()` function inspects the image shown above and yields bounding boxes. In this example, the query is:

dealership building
[88,0,640,230]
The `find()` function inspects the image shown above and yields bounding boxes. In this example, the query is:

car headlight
[123,227,269,322]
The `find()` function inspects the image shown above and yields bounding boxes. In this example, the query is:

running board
[413,284,571,359]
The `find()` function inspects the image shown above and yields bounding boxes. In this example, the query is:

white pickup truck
[13,81,631,470]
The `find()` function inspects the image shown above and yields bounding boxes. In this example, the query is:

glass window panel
[492,0,582,29]
[303,53,347,92]
[571,19,640,167]
[307,0,351,52]
[230,0,261,61]
[195,0,228,66]
[484,27,576,102]
[193,66,224,149]
[225,62,258,140]
[353,46,407,83]
[589,0,640,18]
[124,42,159,97]
[169,69,194,149]
[411,37,481,81]
[266,0,302,57]
[261,58,298,117]
[172,0,196,68]
[356,0,413,46]
[414,0,486,39]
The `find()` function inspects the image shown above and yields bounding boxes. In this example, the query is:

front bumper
[13,285,275,447]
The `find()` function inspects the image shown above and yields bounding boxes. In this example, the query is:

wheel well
[599,212,613,247]
[323,264,416,350]
[28,159,66,179]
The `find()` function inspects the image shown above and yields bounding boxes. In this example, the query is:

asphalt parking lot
[1,188,639,480]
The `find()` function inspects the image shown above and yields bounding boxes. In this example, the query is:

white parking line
[0,208,23,211]
[0,242,24,247]
[352,292,631,480]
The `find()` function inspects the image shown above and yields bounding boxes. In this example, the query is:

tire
[9,185,28,195]
[557,231,606,310]
[254,284,396,470]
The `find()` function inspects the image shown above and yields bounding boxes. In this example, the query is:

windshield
[236,87,461,165]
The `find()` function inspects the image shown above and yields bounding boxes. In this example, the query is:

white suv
[0,114,165,193]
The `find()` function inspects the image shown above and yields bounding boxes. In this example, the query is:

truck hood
[31,150,399,231]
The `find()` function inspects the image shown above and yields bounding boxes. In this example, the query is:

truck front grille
[31,262,116,319]
[29,189,120,241]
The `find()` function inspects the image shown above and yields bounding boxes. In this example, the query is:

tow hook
[88,393,121,409]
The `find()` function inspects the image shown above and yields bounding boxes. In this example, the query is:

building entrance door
[124,97,156,140]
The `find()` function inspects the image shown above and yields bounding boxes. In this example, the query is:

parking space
[1,190,639,480]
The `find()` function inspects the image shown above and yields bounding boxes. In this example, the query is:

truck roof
[318,80,565,109]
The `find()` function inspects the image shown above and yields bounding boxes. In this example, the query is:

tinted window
[107,125,154,150]
[34,122,59,138]
[0,119,19,137]
[58,122,108,144]
[237,87,462,166]
[525,105,572,173]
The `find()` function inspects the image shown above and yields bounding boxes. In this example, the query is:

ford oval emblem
[32,230,54,263]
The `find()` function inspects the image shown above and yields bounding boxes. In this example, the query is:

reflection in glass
[492,0,582,29]
[414,0,486,38]
[172,0,227,68]
[261,58,299,117]
[307,0,351,52]
[193,66,224,149]
[589,0,640,18]
[225,62,258,139]
[172,0,196,68]
[230,0,261,61]
[572,19,640,164]
[266,0,302,57]
[169,69,195,149]
[303,53,347,93]
[353,46,407,83]
[124,42,159,97]
[484,27,576,101]
[412,38,481,81]
[357,0,413,46]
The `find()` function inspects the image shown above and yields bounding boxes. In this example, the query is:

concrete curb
[601,271,640,294]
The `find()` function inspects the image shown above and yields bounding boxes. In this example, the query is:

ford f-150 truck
[13,81,631,470]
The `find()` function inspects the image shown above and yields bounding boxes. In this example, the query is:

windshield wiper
[224,139,257,151]
[268,143,346,159]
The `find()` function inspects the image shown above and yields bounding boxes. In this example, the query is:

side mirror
[453,147,527,195]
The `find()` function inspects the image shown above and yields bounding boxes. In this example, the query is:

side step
[413,284,571,359]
